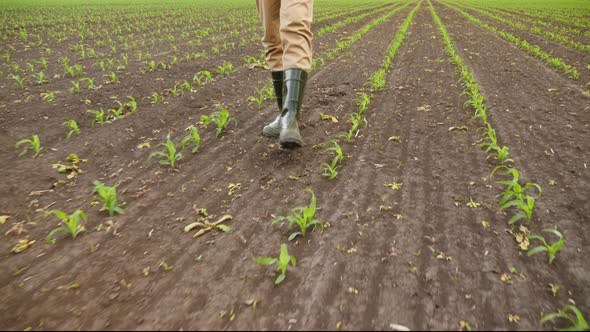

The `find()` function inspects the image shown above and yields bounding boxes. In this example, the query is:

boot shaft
[281,68,308,117]
[271,71,284,112]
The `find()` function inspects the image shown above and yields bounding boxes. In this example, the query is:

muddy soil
[0,1,588,331]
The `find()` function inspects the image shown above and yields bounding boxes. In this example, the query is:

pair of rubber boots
[262,68,307,149]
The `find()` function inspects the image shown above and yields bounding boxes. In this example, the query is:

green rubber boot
[262,71,284,138]
[279,68,307,149]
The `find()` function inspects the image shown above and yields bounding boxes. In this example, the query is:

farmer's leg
[277,0,314,148]
[280,0,313,71]
[256,0,283,71]
[258,0,287,138]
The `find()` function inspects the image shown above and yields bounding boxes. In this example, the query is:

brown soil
[1,2,589,331]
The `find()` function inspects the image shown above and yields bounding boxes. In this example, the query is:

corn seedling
[87,109,107,126]
[41,91,55,103]
[63,120,80,139]
[10,75,25,90]
[46,209,87,243]
[193,70,212,86]
[81,77,95,89]
[256,243,296,285]
[492,166,542,225]
[93,180,124,217]
[109,105,124,120]
[343,112,367,142]
[248,84,273,108]
[272,189,321,240]
[180,127,201,154]
[217,60,233,77]
[355,93,371,115]
[167,84,181,97]
[540,305,589,331]
[148,92,161,105]
[368,69,387,91]
[200,104,237,138]
[321,140,344,179]
[34,71,48,85]
[108,72,118,83]
[70,81,81,94]
[180,80,192,92]
[15,135,42,157]
[149,135,182,168]
[527,228,565,264]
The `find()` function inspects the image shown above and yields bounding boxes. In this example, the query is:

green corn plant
[170,55,178,66]
[41,92,55,103]
[39,57,48,68]
[321,140,344,179]
[321,160,339,179]
[217,60,233,77]
[528,228,565,264]
[355,93,371,115]
[167,84,181,97]
[149,135,183,168]
[180,80,192,92]
[93,180,124,217]
[495,145,513,164]
[16,135,42,157]
[368,69,386,91]
[540,305,589,331]
[272,189,321,240]
[87,109,107,126]
[64,63,75,77]
[492,166,542,225]
[180,127,201,154]
[148,92,161,105]
[248,85,271,109]
[126,96,138,113]
[109,105,124,120]
[34,71,48,85]
[193,70,212,86]
[63,120,80,139]
[256,243,296,285]
[70,81,81,94]
[344,112,367,142]
[200,104,237,138]
[46,209,87,243]
[80,77,95,89]
[10,75,25,90]
[108,72,118,83]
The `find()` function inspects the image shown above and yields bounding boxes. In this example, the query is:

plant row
[443,2,581,80]
[450,2,590,54]
[429,1,587,330]
[320,1,421,179]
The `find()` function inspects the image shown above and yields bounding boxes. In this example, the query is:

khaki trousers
[256,0,314,71]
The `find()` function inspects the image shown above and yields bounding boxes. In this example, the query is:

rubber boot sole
[262,125,280,138]
[279,128,303,149]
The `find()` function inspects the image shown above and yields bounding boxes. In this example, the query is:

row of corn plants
[448,2,590,54]
[453,2,589,39]
[316,1,403,37]
[318,1,420,179]
[429,2,588,329]
[313,0,414,70]
[442,2,581,80]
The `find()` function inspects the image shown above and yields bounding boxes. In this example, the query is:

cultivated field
[1,0,589,330]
